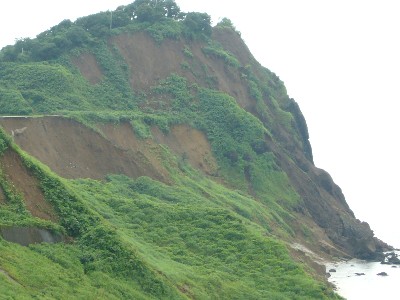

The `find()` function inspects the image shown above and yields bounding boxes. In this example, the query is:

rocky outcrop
[284,98,313,163]
[211,28,387,260]
[270,141,385,259]
[381,252,400,264]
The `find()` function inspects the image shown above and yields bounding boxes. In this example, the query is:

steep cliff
[0,1,388,298]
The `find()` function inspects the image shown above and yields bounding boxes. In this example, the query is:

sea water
[327,251,400,300]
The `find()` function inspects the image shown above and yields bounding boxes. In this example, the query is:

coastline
[289,242,399,299]
[326,251,400,299]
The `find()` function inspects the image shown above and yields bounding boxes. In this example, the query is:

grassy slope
[70,173,333,299]
[0,131,341,299]
[0,242,152,300]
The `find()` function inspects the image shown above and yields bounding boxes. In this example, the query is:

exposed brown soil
[112,32,188,90]
[111,32,255,111]
[0,149,57,221]
[99,122,170,182]
[0,186,6,204]
[212,28,255,68]
[151,125,218,175]
[71,53,103,84]
[191,44,253,110]
[0,117,165,181]
[0,117,217,183]
[99,122,218,177]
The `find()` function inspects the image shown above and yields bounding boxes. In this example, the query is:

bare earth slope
[0,117,217,183]
[111,32,254,110]
[0,149,57,221]
[0,116,163,180]
[0,186,5,204]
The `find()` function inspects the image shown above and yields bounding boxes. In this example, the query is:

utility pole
[110,8,125,30]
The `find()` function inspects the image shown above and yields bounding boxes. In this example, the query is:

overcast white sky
[1,0,399,247]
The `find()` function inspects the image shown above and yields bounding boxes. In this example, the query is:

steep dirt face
[191,45,253,110]
[0,149,57,221]
[72,53,103,84]
[0,117,165,181]
[212,27,255,68]
[98,121,170,182]
[0,186,6,204]
[112,32,189,90]
[111,32,254,111]
[0,117,217,184]
[151,125,218,176]
[100,122,217,177]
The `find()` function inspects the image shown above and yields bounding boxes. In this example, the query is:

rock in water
[381,252,400,264]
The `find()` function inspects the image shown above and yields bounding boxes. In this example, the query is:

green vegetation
[0,0,211,63]
[150,74,300,213]
[0,131,338,298]
[0,88,32,115]
[69,174,336,299]
[182,45,193,58]
[0,131,183,299]
[0,241,152,300]
[0,45,136,114]
[202,41,241,67]
[216,17,237,31]
[0,0,340,298]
